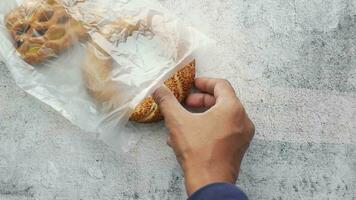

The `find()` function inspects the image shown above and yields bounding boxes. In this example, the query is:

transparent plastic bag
[0,0,211,150]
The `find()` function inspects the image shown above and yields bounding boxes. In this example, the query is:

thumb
[153,85,187,121]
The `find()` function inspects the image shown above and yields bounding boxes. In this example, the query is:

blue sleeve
[187,183,249,200]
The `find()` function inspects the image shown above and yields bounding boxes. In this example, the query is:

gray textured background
[1,0,355,199]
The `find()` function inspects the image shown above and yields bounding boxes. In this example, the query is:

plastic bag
[0,0,211,150]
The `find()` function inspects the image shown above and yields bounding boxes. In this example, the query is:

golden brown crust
[129,61,196,123]
[5,0,87,64]
[82,19,196,123]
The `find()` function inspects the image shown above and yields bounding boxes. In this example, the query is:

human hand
[153,77,255,196]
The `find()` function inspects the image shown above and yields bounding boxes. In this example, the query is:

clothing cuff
[187,182,249,200]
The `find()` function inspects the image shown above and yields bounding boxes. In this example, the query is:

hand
[153,77,255,196]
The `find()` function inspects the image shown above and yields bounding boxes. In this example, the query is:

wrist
[183,161,238,196]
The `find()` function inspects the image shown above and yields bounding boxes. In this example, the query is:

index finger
[194,77,237,100]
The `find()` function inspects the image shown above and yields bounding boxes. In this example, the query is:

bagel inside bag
[82,18,196,123]
[0,0,211,149]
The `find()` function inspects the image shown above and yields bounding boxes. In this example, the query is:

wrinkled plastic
[0,0,211,150]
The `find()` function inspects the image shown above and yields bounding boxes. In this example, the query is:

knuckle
[216,79,236,95]
[167,126,183,138]
[224,79,233,86]
[247,119,255,137]
[157,95,168,105]
[166,138,172,147]
[217,78,231,86]
[232,119,254,143]
[240,117,255,138]
[153,87,171,103]
[155,92,172,106]
[231,101,244,114]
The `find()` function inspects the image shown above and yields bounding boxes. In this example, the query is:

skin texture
[152,77,255,196]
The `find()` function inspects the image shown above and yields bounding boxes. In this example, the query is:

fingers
[153,85,187,121]
[186,93,216,108]
[194,77,236,100]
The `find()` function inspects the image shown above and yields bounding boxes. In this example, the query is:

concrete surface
[0,0,355,199]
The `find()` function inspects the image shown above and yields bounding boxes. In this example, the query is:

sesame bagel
[82,18,195,123]
[129,61,195,122]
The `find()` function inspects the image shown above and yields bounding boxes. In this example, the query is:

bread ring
[82,18,195,123]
